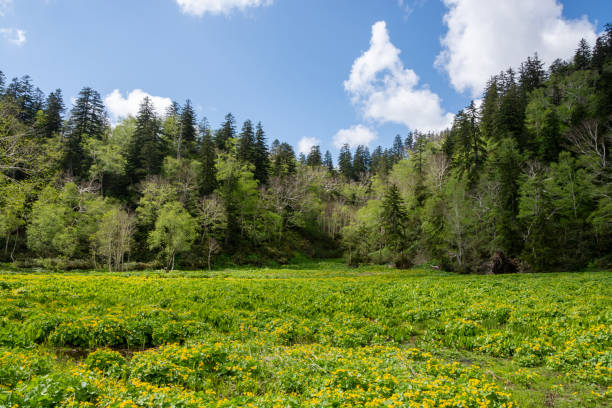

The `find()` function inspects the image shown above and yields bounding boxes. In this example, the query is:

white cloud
[0,28,26,46]
[0,0,12,16]
[175,0,272,16]
[297,136,319,155]
[345,21,454,132]
[333,125,377,149]
[104,89,173,123]
[436,0,598,97]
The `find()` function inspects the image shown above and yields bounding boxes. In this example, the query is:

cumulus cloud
[0,28,26,46]
[345,21,454,132]
[175,0,272,16]
[436,0,598,97]
[333,125,377,149]
[104,89,173,123]
[297,136,319,155]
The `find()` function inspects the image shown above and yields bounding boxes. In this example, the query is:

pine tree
[216,113,236,151]
[199,127,217,195]
[338,144,353,180]
[298,153,306,164]
[270,140,296,176]
[237,120,256,164]
[127,97,162,184]
[63,87,107,177]
[574,38,592,70]
[519,54,546,95]
[179,100,197,158]
[380,183,409,266]
[353,145,370,180]
[392,134,405,162]
[253,122,270,184]
[41,89,64,138]
[323,150,334,172]
[413,132,427,175]
[306,145,322,167]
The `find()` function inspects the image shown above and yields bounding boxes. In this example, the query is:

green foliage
[148,201,197,270]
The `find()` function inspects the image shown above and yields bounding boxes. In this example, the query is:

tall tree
[237,120,256,164]
[270,140,296,176]
[380,183,410,267]
[574,38,592,70]
[306,145,322,167]
[353,145,370,180]
[253,122,270,184]
[338,144,353,180]
[199,126,217,196]
[323,150,334,172]
[41,89,64,138]
[63,87,107,177]
[392,134,405,162]
[179,100,197,158]
[216,113,236,151]
[127,97,162,184]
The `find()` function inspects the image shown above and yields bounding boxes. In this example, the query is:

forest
[1,26,611,273]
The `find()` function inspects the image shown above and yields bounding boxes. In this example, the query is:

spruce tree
[216,113,236,151]
[179,100,197,158]
[306,145,322,167]
[270,141,296,176]
[63,87,107,177]
[353,145,370,180]
[574,38,592,70]
[323,150,334,172]
[338,144,353,180]
[380,184,409,266]
[127,97,162,184]
[41,89,64,138]
[237,120,255,164]
[392,134,405,162]
[253,122,270,184]
[199,127,217,195]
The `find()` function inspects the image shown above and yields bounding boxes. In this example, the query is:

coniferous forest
[1,27,611,273]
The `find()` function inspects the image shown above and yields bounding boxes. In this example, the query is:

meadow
[0,262,610,407]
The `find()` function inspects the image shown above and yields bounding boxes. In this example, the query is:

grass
[0,261,610,407]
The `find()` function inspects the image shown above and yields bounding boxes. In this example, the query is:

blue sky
[1,0,610,156]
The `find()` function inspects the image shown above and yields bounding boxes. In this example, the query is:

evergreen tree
[179,100,198,158]
[41,89,64,138]
[306,145,322,167]
[380,184,410,267]
[338,144,353,180]
[519,54,546,95]
[63,87,107,177]
[199,126,217,196]
[392,134,404,162]
[298,153,306,164]
[413,132,427,175]
[253,122,270,184]
[352,145,370,180]
[405,132,414,151]
[237,120,256,164]
[216,113,236,151]
[127,97,162,184]
[574,38,592,70]
[270,140,296,176]
[0,71,5,96]
[323,150,334,172]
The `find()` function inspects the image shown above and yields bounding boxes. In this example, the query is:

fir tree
[216,113,236,151]
[127,97,162,184]
[179,100,197,158]
[199,127,217,195]
[323,150,334,172]
[237,120,256,164]
[338,144,353,180]
[63,87,107,177]
[574,38,592,70]
[392,134,404,162]
[353,145,370,180]
[41,89,64,138]
[306,145,322,167]
[253,122,270,184]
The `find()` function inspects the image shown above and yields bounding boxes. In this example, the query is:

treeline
[1,26,611,272]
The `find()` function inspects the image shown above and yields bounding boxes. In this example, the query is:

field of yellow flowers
[0,262,610,407]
